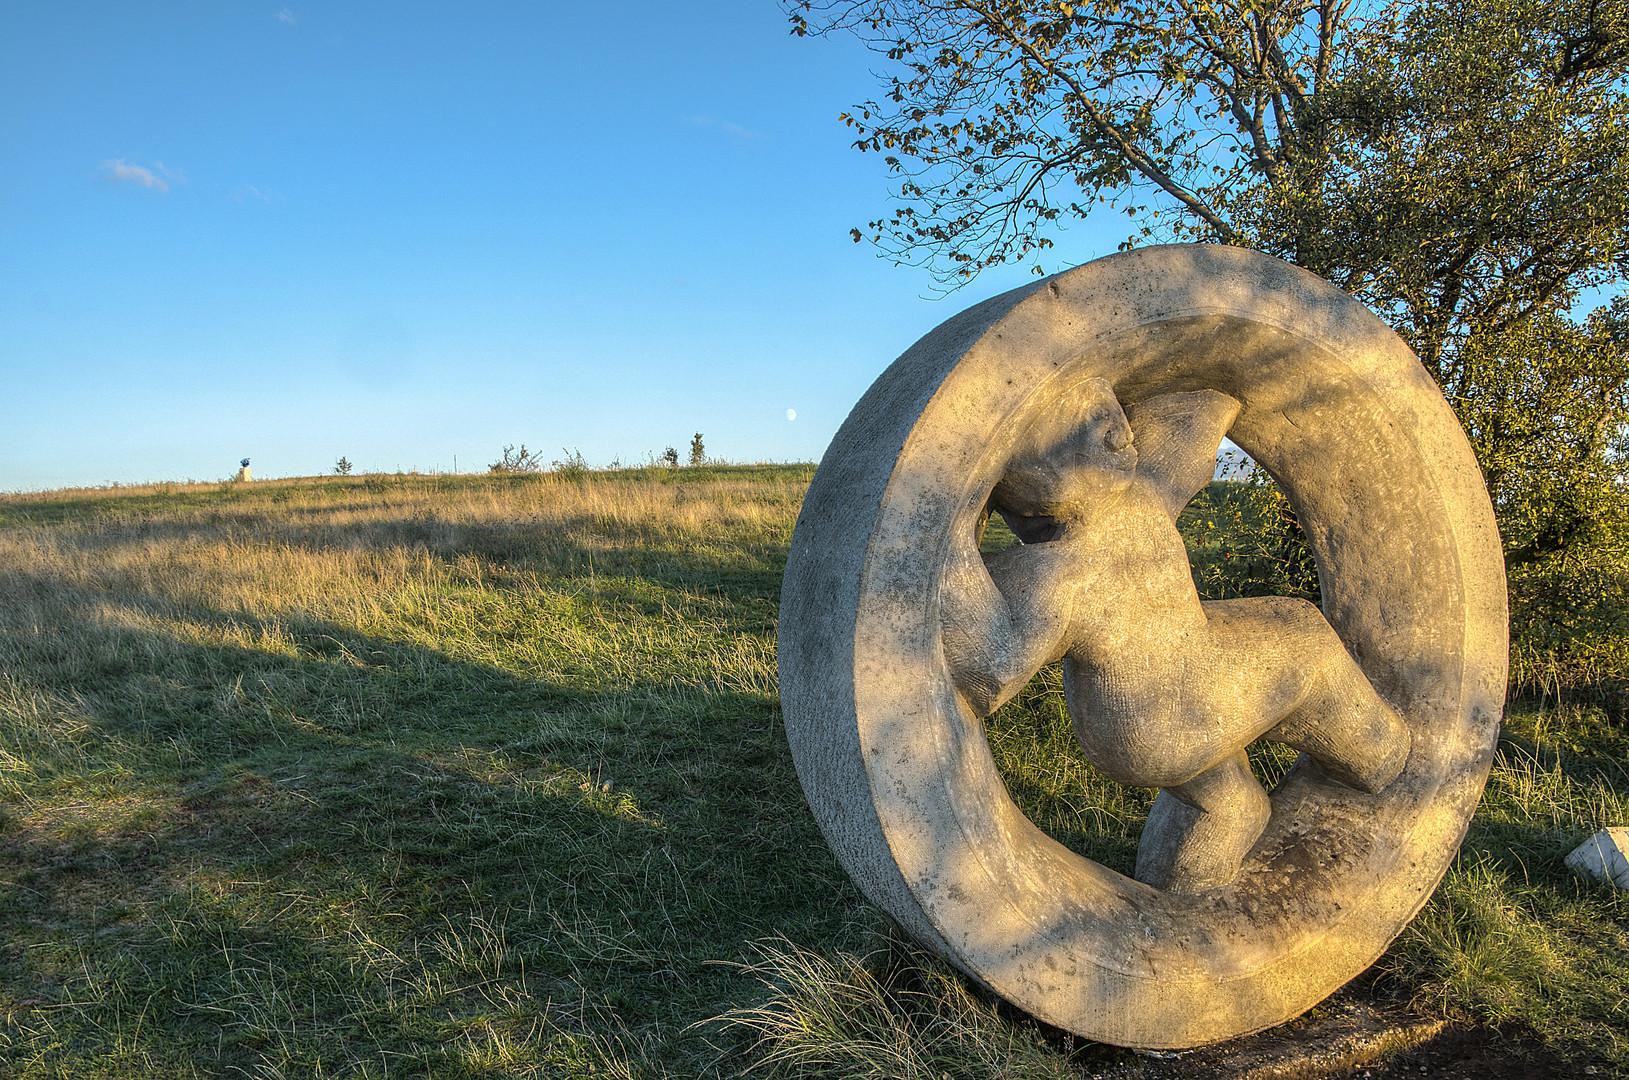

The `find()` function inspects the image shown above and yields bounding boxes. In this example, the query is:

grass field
[1,467,1626,1078]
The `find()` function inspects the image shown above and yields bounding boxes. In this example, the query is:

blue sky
[0,1,1126,490]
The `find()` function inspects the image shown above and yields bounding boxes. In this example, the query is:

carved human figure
[941,378,1412,894]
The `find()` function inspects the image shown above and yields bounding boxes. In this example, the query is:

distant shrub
[551,449,590,482]
[488,444,543,474]
[661,447,680,468]
[689,433,706,467]
[1181,475,1321,605]
[335,456,353,476]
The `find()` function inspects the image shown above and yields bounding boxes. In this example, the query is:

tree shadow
[0,568,868,1074]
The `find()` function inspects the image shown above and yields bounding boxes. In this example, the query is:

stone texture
[1565,828,1629,890]
[778,245,1508,1049]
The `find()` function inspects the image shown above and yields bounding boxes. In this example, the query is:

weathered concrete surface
[778,245,1507,1048]
[1565,827,1629,890]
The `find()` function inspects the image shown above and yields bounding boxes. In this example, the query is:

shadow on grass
[0,575,869,1075]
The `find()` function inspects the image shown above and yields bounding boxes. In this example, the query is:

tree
[689,433,707,467]
[786,0,1629,428]
[334,456,353,476]
[787,0,1629,375]
[791,0,1629,697]
[789,0,1628,290]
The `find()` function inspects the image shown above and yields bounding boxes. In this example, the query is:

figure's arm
[940,515,1073,716]
[1126,390,1243,521]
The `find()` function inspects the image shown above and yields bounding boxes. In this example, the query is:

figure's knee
[1073,717,1220,789]
[1169,751,1271,820]
[1324,695,1410,792]
[1273,679,1411,793]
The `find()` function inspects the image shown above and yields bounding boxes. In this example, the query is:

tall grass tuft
[719,935,1078,1080]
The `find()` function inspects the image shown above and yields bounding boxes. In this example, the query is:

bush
[1183,470,1629,720]
[1180,476,1320,604]
[551,448,590,482]
[488,444,543,474]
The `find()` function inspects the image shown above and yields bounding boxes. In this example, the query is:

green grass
[1375,703,1629,1052]
[1,468,1626,1077]
[0,467,868,1077]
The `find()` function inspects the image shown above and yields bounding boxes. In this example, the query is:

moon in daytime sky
[787,409,797,421]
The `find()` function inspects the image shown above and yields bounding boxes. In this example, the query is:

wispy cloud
[231,183,282,205]
[100,158,185,192]
[275,8,297,24]
[686,116,767,142]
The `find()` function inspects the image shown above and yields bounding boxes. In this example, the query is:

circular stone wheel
[778,245,1507,1049]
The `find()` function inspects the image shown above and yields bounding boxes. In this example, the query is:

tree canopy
[790,0,1628,302]
[792,0,1629,696]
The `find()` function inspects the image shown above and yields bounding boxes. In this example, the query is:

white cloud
[231,183,281,205]
[275,8,297,24]
[686,116,766,141]
[100,159,179,192]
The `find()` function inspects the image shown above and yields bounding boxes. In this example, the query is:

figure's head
[992,377,1136,527]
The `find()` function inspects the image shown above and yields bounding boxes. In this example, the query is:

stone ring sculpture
[779,245,1507,1048]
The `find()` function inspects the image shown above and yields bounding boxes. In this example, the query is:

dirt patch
[1076,990,1598,1079]
[1366,1024,1592,1079]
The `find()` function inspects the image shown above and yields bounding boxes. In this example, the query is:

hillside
[0,468,1623,1077]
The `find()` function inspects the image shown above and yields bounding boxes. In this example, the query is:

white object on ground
[1565,827,1629,890]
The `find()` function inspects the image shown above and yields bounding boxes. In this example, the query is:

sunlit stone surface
[778,244,1508,1049]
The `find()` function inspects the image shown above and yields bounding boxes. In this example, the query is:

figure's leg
[1200,597,1411,794]
[1268,658,1411,792]
[1134,750,1271,895]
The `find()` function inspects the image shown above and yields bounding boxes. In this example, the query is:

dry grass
[717,935,1083,1080]
[0,466,850,1079]
[1,467,1626,1077]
